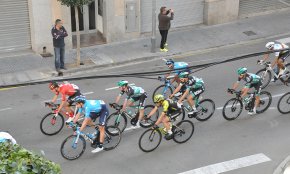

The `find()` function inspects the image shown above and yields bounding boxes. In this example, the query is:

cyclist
[230,67,262,115]
[259,41,290,81]
[115,80,147,128]
[147,94,182,140]
[49,81,83,123]
[72,96,109,153]
[0,131,17,145]
[170,72,204,116]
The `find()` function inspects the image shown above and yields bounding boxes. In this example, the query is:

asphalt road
[1,35,290,174]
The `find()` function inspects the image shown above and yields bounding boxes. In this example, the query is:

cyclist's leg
[162,114,171,132]
[253,83,261,110]
[137,93,147,122]
[97,105,109,146]
[66,90,82,117]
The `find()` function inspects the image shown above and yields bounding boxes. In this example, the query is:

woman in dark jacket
[158,7,174,52]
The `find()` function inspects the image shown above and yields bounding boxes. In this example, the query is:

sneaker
[164,133,173,140]
[65,117,74,123]
[91,146,104,153]
[271,78,277,82]
[164,43,168,47]
[248,110,256,115]
[160,48,168,52]
[188,109,197,115]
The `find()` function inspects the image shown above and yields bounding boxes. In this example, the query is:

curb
[273,156,290,174]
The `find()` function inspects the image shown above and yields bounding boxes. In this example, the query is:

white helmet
[265,42,275,49]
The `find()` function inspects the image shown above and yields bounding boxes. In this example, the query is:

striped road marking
[0,107,12,112]
[216,93,286,110]
[178,153,271,174]
[105,83,135,91]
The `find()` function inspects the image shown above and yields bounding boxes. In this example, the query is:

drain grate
[243,31,257,36]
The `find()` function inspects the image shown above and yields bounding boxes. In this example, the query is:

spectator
[158,7,174,52]
[0,131,17,145]
[51,19,68,72]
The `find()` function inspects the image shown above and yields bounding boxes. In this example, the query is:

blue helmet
[75,96,86,104]
[166,59,174,65]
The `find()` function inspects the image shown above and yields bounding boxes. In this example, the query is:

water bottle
[127,110,132,116]
[87,133,95,139]
[186,105,192,111]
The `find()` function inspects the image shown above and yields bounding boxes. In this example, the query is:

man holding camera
[158,7,174,52]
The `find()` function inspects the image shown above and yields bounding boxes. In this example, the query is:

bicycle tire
[40,113,64,136]
[140,105,159,128]
[60,135,86,160]
[103,126,122,151]
[138,128,162,152]
[106,112,127,133]
[256,91,272,114]
[256,68,271,89]
[277,92,290,114]
[222,98,243,121]
[173,120,194,144]
[195,99,215,121]
[152,85,173,102]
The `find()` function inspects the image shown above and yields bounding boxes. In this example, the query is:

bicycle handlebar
[109,103,122,111]
[44,102,59,109]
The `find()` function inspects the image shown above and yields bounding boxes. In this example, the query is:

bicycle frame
[260,61,289,79]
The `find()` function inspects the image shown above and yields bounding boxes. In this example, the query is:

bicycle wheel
[280,63,290,83]
[106,113,127,133]
[256,91,272,114]
[140,105,159,128]
[277,92,290,114]
[40,113,64,136]
[152,85,173,101]
[138,129,162,152]
[195,99,215,121]
[60,135,86,160]
[173,120,194,144]
[103,126,122,151]
[256,69,271,89]
[222,98,243,121]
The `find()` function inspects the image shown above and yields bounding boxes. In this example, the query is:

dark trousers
[159,30,168,49]
[54,47,65,70]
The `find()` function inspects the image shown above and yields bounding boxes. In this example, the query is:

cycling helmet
[165,59,174,65]
[237,67,247,75]
[49,81,59,90]
[117,80,128,87]
[179,72,189,78]
[75,96,86,104]
[153,94,165,103]
[265,42,275,49]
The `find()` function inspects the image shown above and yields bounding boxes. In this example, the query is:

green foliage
[57,0,94,7]
[0,142,61,174]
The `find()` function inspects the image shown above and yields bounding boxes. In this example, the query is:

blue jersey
[174,62,189,74]
[78,100,105,118]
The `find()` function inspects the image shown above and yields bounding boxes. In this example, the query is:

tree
[57,0,94,66]
[0,142,61,173]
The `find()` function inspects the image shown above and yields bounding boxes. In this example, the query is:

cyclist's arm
[171,84,182,97]
[262,53,270,61]
[147,106,158,118]
[115,94,121,103]
[73,112,81,123]
[232,81,239,90]
[122,98,128,111]
[178,89,189,103]
[170,74,178,84]
[155,112,166,125]
[51,94,58,103]
[79,118,90,132]
[241,87,250,98]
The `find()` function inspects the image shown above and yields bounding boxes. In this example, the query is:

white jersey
[0,132,17,145]
[273,43,289,57]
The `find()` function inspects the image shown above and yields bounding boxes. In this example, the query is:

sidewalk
[1,10,290,86]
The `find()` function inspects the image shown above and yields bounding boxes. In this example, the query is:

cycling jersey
[78,100,104,117]
[173,62,189,75]
[180,76,204,90]
[120,86,145,99]
[161,99,179,113]
[58,83,80,101]
[238,73,261,87]
[273,42,289,57]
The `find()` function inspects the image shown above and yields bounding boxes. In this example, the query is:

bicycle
[152,75,179,102]
[222,89,272,120]
[106,103,158,132]
[40,102,84,136]
[60,122,121,160]
[277,92,290,114]
[256,61,290,89]
[138,119,194,152]
[175,96,215,121]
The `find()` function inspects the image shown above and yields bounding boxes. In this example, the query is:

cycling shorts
[247,82,262,96]
[129,93,147,109]
[279,51,290,62]
[88,104,109,126]
[67,89,82,105]
[190,86,205,99]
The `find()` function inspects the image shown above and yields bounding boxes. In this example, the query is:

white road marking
[276,37,290,44]
[42,91,94,103]
[178,153,271,174]
[124,126,140,132]
[0,107,12,112]
[105,83,135,91]
[216,93,286,110]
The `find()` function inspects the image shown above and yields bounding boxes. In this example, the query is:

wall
[28,0,72,54]
[204,0,239,25]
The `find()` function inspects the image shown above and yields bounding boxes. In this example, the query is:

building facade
[0,0,289,54]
